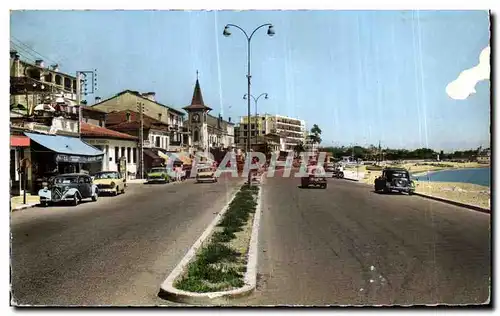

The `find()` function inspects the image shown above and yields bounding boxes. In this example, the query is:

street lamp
[243,93,268,146]
[223,23,274,186]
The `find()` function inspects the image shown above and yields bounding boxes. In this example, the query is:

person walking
[175,165,182,182]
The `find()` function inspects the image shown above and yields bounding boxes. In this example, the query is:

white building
[81,122,139,179]
[237,114,306,152]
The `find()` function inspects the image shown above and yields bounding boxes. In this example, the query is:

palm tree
[293,142,305,158]
[308,124,322,145]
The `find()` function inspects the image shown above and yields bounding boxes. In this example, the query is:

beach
[354,162,491,210]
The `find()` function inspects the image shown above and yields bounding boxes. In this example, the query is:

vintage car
[374,167,415,195]
[38,173,98,206]
[92,171,126,196]
[146,167,171,183]
[300,166,328,189]
[196,167,217,183]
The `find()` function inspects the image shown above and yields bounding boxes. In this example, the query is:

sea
[412,167,491,187]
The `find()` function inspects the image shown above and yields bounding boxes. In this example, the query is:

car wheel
[92,192,98,202]
[72,195,79,206]
[41,201,48,207]
[322,184,327,189]
[121,187,125,194]
[408,191,414,196]
[114,187,118,196]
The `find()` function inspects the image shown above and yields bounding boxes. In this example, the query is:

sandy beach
[354,162,490,210]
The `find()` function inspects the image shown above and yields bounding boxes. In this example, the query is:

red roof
[80,122,138,140]
[106,110,168,129]
[82,106,107,113]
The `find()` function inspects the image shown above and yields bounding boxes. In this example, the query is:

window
[127,147,131,163]
[158,113,162,121]
[194,130,199,142]
[243,131,248,136]
[155,136,160,147]
[114,147,119,162]
[126,112,131,122]
[251,124,255,130]
[133,148,137,163]
[121,147,125,159]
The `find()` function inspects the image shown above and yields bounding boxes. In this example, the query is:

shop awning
[143,148,163,160]
[10,135,30,147]
[24,132,104,163]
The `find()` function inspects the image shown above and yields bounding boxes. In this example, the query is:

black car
[374,167,415,195]
[38,173,99,206]
[300,166,328,189]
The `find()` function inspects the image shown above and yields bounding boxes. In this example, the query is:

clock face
[192,114,200,123]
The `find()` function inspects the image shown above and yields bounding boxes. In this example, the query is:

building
[183,76,235,153]
[10,52,104,194]
[10,51,79,118]
[80,122,139,178]
[91,90,185,150]
[105,110,171,151]
[237,114,306,152]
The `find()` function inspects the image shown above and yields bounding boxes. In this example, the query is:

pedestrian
[176,165,182,182]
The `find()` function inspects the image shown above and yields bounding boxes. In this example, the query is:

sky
[9,10,490,151]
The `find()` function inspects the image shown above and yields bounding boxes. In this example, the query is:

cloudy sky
[10,10,490,151]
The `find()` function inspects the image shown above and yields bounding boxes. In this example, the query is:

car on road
[146,167,171,183]
[39,173,98,206]
[92,171,125,196]
[374,167,415,195]
[196,167,217,183]
[300,166,327,189]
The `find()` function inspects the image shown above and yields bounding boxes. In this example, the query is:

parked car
[38,173,98,206]
[92,171,126,196]
[374,167,415,195]
[300,166,327,189]
[146,167,171,183]
[196,167,217,183]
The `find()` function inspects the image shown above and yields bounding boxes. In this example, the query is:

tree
[293,142,305,157]
[309,124,322,144]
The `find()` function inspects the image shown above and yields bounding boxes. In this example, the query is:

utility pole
[76,72,81,138]
[137,101,145,179]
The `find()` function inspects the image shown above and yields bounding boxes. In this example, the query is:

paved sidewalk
[11,195,40,211]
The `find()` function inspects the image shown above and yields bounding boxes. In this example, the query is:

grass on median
[174,185,259,293]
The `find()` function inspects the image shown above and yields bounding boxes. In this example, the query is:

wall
[83,138,138,178]
[93,92,184,128]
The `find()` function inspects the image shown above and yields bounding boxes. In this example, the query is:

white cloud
[446,46,490,100]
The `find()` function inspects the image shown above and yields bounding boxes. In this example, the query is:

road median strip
[159,179,263,304]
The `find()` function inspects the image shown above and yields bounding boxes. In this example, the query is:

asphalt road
[231,171,491,306]
[10,175,243,306]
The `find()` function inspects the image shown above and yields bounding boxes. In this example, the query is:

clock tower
[183,71,212,154]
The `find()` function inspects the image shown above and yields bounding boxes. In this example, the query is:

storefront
[24,132,104,192]
[10,135,31,196]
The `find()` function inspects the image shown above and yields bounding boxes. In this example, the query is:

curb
[413,192,490,214]
[11,203,39,212]
[345,180,490,214]
[158,179,263,304]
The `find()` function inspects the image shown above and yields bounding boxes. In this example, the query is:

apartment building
[237,114,306,152]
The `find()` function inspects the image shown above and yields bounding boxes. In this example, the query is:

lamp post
[243,93,268,147]
[223,23,274,186]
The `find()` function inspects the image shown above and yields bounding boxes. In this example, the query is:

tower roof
[183,73,212,112]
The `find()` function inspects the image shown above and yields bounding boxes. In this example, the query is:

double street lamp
[243,92,268,146]
[223,23,274,185]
